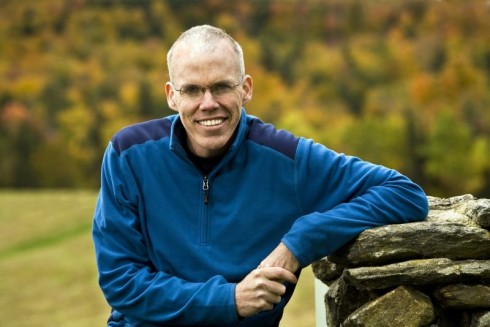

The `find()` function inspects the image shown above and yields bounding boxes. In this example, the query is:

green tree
[421,110,490,196]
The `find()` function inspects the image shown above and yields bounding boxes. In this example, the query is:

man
[92,25,429,326]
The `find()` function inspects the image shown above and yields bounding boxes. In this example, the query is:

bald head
[167,25,245,82]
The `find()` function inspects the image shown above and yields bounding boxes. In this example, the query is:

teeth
[198,119,224,126]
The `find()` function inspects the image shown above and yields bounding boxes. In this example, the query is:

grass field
[0,190,316,326]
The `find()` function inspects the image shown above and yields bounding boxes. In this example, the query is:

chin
[200,139,231,155]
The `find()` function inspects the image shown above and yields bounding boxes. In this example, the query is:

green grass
[0,190,315,326]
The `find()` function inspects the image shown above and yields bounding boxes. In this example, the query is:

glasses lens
[211,83,235,96]
[181,85,203,98]
[175,81,241,100]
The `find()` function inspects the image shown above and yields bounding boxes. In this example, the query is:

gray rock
[426,210,478,227]
[428,194,477,210]
[433,284,490,309]
[457,199,490,230]
[342,286,435,327]
[343,259,490,291]
[323,276,377,327]
[328,223,490,267]
[428,195,490,229]
[315,195,490,327]
[312,257,344,285]
[470,311,490,327]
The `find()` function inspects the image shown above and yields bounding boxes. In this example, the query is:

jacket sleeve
[282,138,429,267]
[92,143,238,325]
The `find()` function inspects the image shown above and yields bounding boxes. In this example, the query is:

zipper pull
[202,175,209,205]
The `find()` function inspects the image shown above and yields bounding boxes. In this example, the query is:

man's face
[165,40,253,158]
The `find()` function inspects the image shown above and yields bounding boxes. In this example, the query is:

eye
[211,83,234,95]
[181,85,202,96]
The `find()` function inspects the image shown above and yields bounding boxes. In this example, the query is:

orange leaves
[0,0,489,194]
[409,73,436,106]
[1,102,28,125]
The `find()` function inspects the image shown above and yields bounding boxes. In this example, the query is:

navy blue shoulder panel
[246,118,299,160]
[111,118,172,154]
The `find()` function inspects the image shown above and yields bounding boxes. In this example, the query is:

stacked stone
[312,194,490,327]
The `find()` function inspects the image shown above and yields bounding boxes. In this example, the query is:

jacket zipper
[199,174,210,245]
[202,174,209,205]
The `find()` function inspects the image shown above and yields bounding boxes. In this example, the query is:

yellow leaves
[340,113,408,171]
[277,110,318,142]
[57,105,94,164]
[277,102,354,151]
[421,110,489,196]
[409,73,436,105]
[238,36,261,69]
[385,35,417,77]
[9,75,45,100]
[348,36,391,80]
[99,101,134,144]
[364,83,407,116]
[57,105,93,140]
[215,13,237,34]
[245,65,293,123]
[119,81,138,109]
[0,0,489,193]
[66,87,82,104]
[297,42,343,79]
[465,138,490,193]
[439,55,482,99]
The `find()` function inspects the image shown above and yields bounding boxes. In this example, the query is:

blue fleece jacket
[92,109,429,326]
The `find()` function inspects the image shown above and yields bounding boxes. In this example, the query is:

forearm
[258,242,300,273]
[284,172,429,266]
[94,220,238,325]
[290,141,427,266]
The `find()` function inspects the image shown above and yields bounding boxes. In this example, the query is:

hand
[258,242,300,273]
[235,267,297,318]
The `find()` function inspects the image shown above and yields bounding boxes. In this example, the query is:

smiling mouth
[197,118,225,127]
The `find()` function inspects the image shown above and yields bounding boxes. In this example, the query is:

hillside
[0,190,315,326]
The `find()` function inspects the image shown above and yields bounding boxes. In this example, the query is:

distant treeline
[1,0,489,197]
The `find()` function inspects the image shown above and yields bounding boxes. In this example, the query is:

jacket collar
[168,108,249,172]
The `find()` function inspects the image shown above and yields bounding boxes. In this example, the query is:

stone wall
[312,194,490,327]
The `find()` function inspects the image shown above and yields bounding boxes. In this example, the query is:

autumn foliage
[1,0,489,197]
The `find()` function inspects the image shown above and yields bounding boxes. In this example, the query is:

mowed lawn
[0,190,316,326]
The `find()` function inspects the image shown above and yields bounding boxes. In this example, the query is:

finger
[257,299,275,312]
[261,267,298,285]
[263,292,282,305]
[261,279,287,296]
[256,283,283,307]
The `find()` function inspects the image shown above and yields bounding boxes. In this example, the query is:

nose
[199,88,219,110]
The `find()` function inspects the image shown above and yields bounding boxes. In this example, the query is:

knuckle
[255,279,267,289]
[257,289,269,300]
[258,299,273,311]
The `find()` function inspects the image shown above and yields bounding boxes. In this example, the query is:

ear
[165,82,178,112]
[241,75,253,105]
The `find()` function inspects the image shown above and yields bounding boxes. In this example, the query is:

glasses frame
[170,79,244,101]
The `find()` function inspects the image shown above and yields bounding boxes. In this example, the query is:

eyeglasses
[170,80,242,101]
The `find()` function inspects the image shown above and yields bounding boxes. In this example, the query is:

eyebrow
[180,79,235,87]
